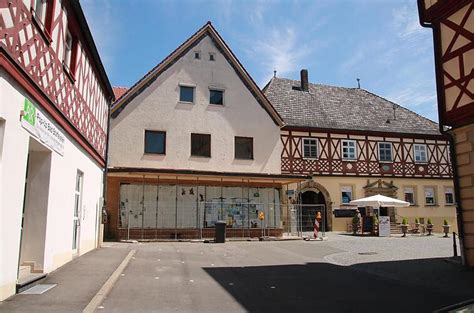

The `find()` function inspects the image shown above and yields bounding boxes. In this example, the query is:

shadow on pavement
[204,258,474,313]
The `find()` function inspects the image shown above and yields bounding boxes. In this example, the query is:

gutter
[442,127,468,266]
[101,94,114,241]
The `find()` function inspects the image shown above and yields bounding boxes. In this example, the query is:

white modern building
[0,0,113,300]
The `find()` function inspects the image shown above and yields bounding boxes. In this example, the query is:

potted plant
[414,217,420,234]
[443,219,450,238]
[352,214,360,235]
[372,215,379,236]
[426,218,434,235]
[401,218,409,237]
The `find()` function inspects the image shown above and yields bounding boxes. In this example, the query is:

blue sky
[82,0,438,121]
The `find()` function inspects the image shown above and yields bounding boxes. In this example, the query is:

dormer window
[209,53,215,61]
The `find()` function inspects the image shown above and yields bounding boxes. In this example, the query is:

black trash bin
[215,221,226,243]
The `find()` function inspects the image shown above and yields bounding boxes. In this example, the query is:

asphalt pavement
[1,233,474,313]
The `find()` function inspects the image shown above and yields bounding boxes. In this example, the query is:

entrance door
[300,190,328,231]
[72,171,83,254]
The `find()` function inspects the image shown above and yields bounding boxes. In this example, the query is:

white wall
[0,69,104,301]
[110,35,282,174]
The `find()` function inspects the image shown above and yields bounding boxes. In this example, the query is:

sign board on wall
[21,98,65,155]
[379,216,391,237]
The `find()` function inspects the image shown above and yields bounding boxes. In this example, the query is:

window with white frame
[341,186,353,204]
[403,187,416,205]
[303,138,318,159]
[424,187,436,205]
[34,0,47,24]
[445,187,454,205]
[63,29,73,69]
[378,142,393,162]
[342,140,357,160]
[414,144,428,163]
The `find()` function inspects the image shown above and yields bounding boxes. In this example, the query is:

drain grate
[20,284,56,294]
[358,252,378,255]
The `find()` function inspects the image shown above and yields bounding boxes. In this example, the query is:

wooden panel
[281,131,452,178]
[0,0,108,159]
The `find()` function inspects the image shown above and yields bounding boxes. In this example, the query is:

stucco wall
[452,124,474,266]
[0,70,103,301]
[283,176,457,233]
[109,35,281,174]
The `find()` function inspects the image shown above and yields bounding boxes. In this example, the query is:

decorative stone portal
[363,179,400,220]
[297,180,333,231]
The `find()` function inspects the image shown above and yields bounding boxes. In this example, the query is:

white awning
[349,194,410,208]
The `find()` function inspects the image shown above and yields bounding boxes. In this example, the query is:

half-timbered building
[264,70,456,233]
[0,0,114,299]
[106,22,306,241]
[418,0,474,266]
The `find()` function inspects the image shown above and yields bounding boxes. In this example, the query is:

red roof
[112,87,128,101]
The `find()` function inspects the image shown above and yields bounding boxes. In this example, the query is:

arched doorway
[301,190,328,231]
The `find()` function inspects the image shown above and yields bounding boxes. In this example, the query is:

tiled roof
[112,87,129,101]
[263,78,440,135]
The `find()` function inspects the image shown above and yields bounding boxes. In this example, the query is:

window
[34,0,47,24]
[179,85,194,103]
[144,130,166,154]
[404,187,415,205]
[445,187,454,205]
[341,186,353,204]
[209,53,215,61]
[72,171,83,251]
[424,187,436,205]
[63,29,73,69]
[342,140,357,160]
[235,137,253,159]
[378,142,393,162]
[194,51,201,59]
[191,133,211,157]
[209,89,224,105]
[303,138,318,159]
[414,144,428,163]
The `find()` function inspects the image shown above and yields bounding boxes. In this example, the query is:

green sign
[23,98,36,126]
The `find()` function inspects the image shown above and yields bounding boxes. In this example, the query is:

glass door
[72,171,83,254]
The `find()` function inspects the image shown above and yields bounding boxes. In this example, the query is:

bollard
[453,232,458,257]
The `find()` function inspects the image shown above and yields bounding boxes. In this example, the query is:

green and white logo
[23,98,36,126]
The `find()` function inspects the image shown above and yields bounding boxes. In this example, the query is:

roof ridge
[274,77,358,91]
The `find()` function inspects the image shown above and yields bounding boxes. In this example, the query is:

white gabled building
[0,0,114,300]
[106,22,306,241]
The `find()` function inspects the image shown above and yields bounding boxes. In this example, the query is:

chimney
[300,69,309,92]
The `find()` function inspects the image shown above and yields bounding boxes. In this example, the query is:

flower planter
[443,225,450,238]
[426,224,434,236]
[401,224,409,237]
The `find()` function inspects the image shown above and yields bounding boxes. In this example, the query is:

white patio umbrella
[349,194,410,208]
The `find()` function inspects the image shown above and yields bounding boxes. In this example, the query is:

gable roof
[112,86,128,100]
[263,77,441,136]
[111,22,283,126]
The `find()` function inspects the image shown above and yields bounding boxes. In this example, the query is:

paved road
[2,233,474,313]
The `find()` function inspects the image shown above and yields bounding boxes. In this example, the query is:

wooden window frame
[413,144,428,163]
[378,142,393,162]
[234,136,254,160]
[179,84,195,104]
[341,139,357,161]
[191,133,211,158]
[144,130,166,155]
[302,138,318,159]
[209,88,225,105]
